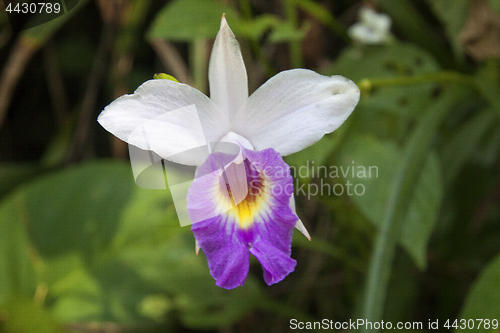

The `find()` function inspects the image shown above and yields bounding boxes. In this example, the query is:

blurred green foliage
[0,0,500,332]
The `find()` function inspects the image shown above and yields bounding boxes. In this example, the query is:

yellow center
[225,175,267,229]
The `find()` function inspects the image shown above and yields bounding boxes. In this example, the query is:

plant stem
[358,71,472,93]
[358,71,498,106]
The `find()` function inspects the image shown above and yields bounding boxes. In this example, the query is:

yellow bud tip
[153,73,179,82]
[359,79,372,93]
[221,13,227,28]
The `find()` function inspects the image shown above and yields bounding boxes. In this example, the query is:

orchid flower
[98,15,360,289]
[348,7,393,45]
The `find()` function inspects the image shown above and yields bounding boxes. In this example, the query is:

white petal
[289,195,310,240]
[231,69,360,156]
[195,239,201,255]
[98,79,231,166]
[360,8,391,32]
[208,15,248,118]
[348,24,385,44]
[217,131,254,151]
[295,219,311,241]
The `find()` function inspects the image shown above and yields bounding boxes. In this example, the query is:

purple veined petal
[249,236,297,286]
[188,147,299,288]
[192,215,250,289]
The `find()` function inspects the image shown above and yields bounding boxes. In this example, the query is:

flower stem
[358,71,472,95]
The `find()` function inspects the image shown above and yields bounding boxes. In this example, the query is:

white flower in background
[98,15,360,289]
[348,7,393,45]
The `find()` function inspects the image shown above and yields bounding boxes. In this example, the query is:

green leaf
[337,134,443,269]
[111,186,264,329]
[293,0,348,40]
[426,0,471,61]
[0,163,41,198]
[474,120,500,165]
[147,0,239,41]
[23,162,135,258]
[2,161,265,328]
[332,43,440,82]
[459,253,500,331]
[473,62,500,110]
[399,153,442,268]
[46,253,103,322]
[376,0,452,66]
[330,43,440,122]
[441,108,498,185]
[489,0,500,15]
[383,253,419,325]
[0,195,37,306]
[268,22,308,43]
[23,0,91,46]
[358,88,462,328]
[237,14,280,40]
[0,298,65,333]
